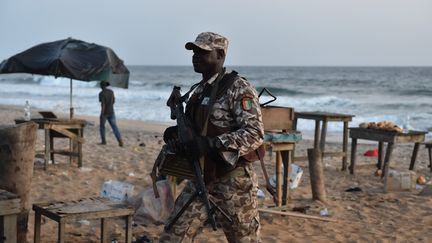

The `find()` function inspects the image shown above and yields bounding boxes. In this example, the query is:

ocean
[0,66,431,135]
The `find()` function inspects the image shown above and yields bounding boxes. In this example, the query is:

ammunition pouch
[154,145,195,180]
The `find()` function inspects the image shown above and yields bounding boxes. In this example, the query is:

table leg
[3,214,17,243]
[101,218,109,243]
[125,215,133,243]
[314,120,321,149]
[276,151,283,207]
[349,138,357,174]
[58,222,65,243]
[342,121,348,171]
[381,142,394,179]
[70,137,74,165]
[44,128,50,170]
[319,120,327,152]
[34,212,41,243]
[428,146,432,172]
[78,128,83,167]
[50,134,55,164]
[409,142,420,170]
[377,142,384,169]
[281,150,290,205]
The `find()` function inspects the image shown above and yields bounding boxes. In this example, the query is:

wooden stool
[425,142,432,172]
[261,106,301,207]
[33,197,134,243]
[0,189,20,243]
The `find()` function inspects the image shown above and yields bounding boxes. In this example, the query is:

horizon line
[125,64,432,68]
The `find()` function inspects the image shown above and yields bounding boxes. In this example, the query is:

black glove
[166,138,184,153]
[189,136,217,157]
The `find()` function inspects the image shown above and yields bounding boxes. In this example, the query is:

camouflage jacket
[187,70,264,166]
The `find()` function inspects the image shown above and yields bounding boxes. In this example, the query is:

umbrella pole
[70,79,74,119]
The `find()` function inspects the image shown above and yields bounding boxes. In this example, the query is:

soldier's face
[192,48,219,74]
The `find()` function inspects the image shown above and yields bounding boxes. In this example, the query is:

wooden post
[0,122,38,243]
[307,148,327,203]
[342,121,349,171]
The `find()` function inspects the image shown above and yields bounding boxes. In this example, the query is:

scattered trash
[374,169,382,177]
[79,167,93,172]
[132,180,174,225]
[133,235,152,243]
[78,220,90,225]
[257,189,266,198]
[364,149,378,157]
[292,206,310,214]
[345,187,362,192]
[319,208,329,216]
[419,184,432,196]
[416,184,424,190]
[128,172,135,177]
[101,180,134,202]
[34,158,45,165]
[139,142,146,147]
[417,175,427,185]
[133,147,144,153]
[269,164,303,189]
[384,170,416,192]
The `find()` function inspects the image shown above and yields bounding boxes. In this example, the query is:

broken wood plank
[258,208,336,222]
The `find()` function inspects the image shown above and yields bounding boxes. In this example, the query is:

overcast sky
[1,0,431,66]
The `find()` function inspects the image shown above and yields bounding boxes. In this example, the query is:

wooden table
[33,198,134,243]
[15,118,86,169]
[294,111,354,170]
[0,189,20,243]
[349,128,426,177]
[264,132,302,207]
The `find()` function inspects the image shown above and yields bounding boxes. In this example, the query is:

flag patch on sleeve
[241,98,253,110]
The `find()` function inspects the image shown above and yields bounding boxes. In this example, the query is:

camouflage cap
[185,32,229,54]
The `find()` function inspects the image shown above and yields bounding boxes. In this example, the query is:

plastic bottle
[24,100,31,121]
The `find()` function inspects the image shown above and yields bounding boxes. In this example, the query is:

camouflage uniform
[160,32,264,243]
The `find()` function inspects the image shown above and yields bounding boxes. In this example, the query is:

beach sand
[1,104,432,243]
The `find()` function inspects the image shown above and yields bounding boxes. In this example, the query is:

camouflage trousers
[159,163,261,243]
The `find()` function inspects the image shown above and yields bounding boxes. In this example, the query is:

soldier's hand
[163,126,178,143]
[166,138,183,153]
[189,136,218,157]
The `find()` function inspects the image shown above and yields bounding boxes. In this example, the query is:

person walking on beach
[160,32,264,242]
[99,80,124,147]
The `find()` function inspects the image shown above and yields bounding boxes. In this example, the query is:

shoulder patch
[241,97,253,110]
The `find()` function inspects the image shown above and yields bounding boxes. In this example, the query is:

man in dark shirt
[99,80,124,147]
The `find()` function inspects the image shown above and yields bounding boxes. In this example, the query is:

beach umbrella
[0,37,129,118]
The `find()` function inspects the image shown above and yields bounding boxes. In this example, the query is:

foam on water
[1,66,431,134]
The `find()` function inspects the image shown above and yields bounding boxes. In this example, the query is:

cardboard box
[384,170,416,192]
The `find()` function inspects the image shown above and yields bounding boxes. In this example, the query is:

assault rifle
[162,86,231,231]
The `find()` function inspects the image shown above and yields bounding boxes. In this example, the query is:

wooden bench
[33,198,134,243]
[261,106,301,207]
[15,118,86,169]
[0,189,20,243]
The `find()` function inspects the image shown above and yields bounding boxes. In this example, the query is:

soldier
[160,32,264,243]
